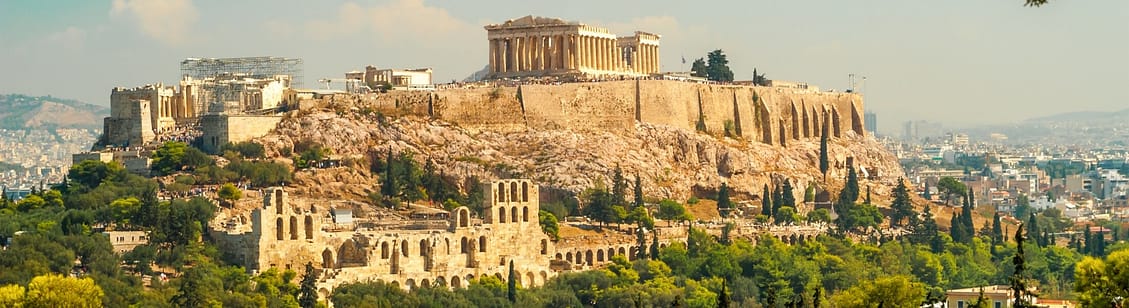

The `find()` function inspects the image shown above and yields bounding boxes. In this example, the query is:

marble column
[488,39,496,73]
[583,36,591,69]
[507,38,516,73]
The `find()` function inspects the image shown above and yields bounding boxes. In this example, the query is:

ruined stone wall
[102,99,153,147]
[429,80,864,143]
[200,114,283,154]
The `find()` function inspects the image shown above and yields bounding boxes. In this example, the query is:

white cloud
[110,0,198,46]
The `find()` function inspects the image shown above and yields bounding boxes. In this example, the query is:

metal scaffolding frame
[180,56,304,87]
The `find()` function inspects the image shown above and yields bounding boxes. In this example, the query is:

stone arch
[457,208,470,228]
[339,239,366,266]
[445,238,450,254]
[275,218,284,240]
[460,237,468,253]
[275,189,284,214]
[525,272,535,288]
[494,273,504,281]
[381,242,390,259]
[479,236,487,253]
[510,182,518,202]
[585,250,594,265]
[629,247,637,260]
[318,288,330,302]
[498,207,507,223]
[322,248,334,269]
[555,253,563,260]
[289,216,299,240]
[436,276,447,287]
[304,216,314,240]
[453,276,464,288]
[401,240,409,257]
[597,249,605,262]
[607,248,615,259]
[510,206,518,223]
[540,271,548,285]
[420,239,428,257]
[522,206,529,222]
[497,182,506,202]
[522,182,529,202]
[406,279,416,290]
[618,247,626,257]
[660,243,668,249]
[465,274,475,285]
[790,234,798,245]
[566,252,573,263]
[540,239,548,255]
[421,279,430,288]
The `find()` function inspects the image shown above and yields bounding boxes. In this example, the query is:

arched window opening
[275,218,284,240]
[479,236,487,253]
[304,216,314,240]
[523,206,529,222]
[289,216,298,240]
[522,182,529,202]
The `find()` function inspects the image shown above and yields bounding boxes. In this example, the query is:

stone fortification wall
[427,80,864,143]
[200,114,284,154]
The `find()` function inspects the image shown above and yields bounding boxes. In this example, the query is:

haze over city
[2,0,1127,133]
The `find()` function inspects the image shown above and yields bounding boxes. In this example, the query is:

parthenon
[485,16,660,78]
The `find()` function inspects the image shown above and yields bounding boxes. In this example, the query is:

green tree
[1073,249,1129,307]
[781,179,796,208]
[507,260,517,302]
[775,206,798,225]
[151,141,212,176]
[828,275,926,308]
[690,58,708,78]
[612,166,627,208]
[217,183,242,205]
[717,182,732,217]
[890,179,915,227]
[1011,223,1035,307]
[583,188,620,227]
[705,50,734,82]
[633,175,644,210]
[298,262,318,308]
[656,199,691,226]
[937,177,966,205]
[539,210,560,240]
[24,274,104,308]
[991,212,1003,244]
[0,284,23,308]
[761,184,772,217]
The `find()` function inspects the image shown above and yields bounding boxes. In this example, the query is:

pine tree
[925,207,944,253]
[507,260,517,302]
[633,174,644,210]
[891,180,914,227]
[819,123,829,180]
[781,179,795,207]
[298,262,319,308]
[762,184,773,217]
[612,165,627,207]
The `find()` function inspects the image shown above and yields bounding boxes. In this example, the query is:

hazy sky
[1,0,1126,133]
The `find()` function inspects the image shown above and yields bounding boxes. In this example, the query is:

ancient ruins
[485,15,660,78]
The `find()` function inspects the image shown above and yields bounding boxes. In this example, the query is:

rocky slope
[258,109,904,203]
[0,94,108,129]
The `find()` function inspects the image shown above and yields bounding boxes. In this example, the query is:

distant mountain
[0,94,109,129]
[1026,108,1129,123]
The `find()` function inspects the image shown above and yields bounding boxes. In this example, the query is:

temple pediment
[498,15,576,27]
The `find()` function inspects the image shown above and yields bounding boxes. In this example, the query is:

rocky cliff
[257,107,903,204]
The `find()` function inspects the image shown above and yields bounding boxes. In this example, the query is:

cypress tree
[961,196,975,240]
[950,213,964,244]
[844,160,859,203]
[612,165,627,207]
[865,186,872,205]
[1011,224,1033,307]
[1083,226,1093,255]
[762,184,772,217]
[636,226,648,260]
[1028,214,1041,247]
[772,184,783,215]
[650,231,660,260]
[298,262,318,308]
[718,182,732,216]
[891,180,914,227]
[633,174,644,209]
[781,179,796,207]
[507,260,517,302]
[381,148,399,200]
[991,212,1003,244]
[923,184,932,201]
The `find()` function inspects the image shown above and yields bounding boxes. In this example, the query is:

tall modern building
[864,112,877,135]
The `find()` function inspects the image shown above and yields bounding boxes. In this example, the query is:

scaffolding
[180,56,304,87]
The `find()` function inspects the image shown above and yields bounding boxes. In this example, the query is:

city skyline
[1,0,1127,132]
